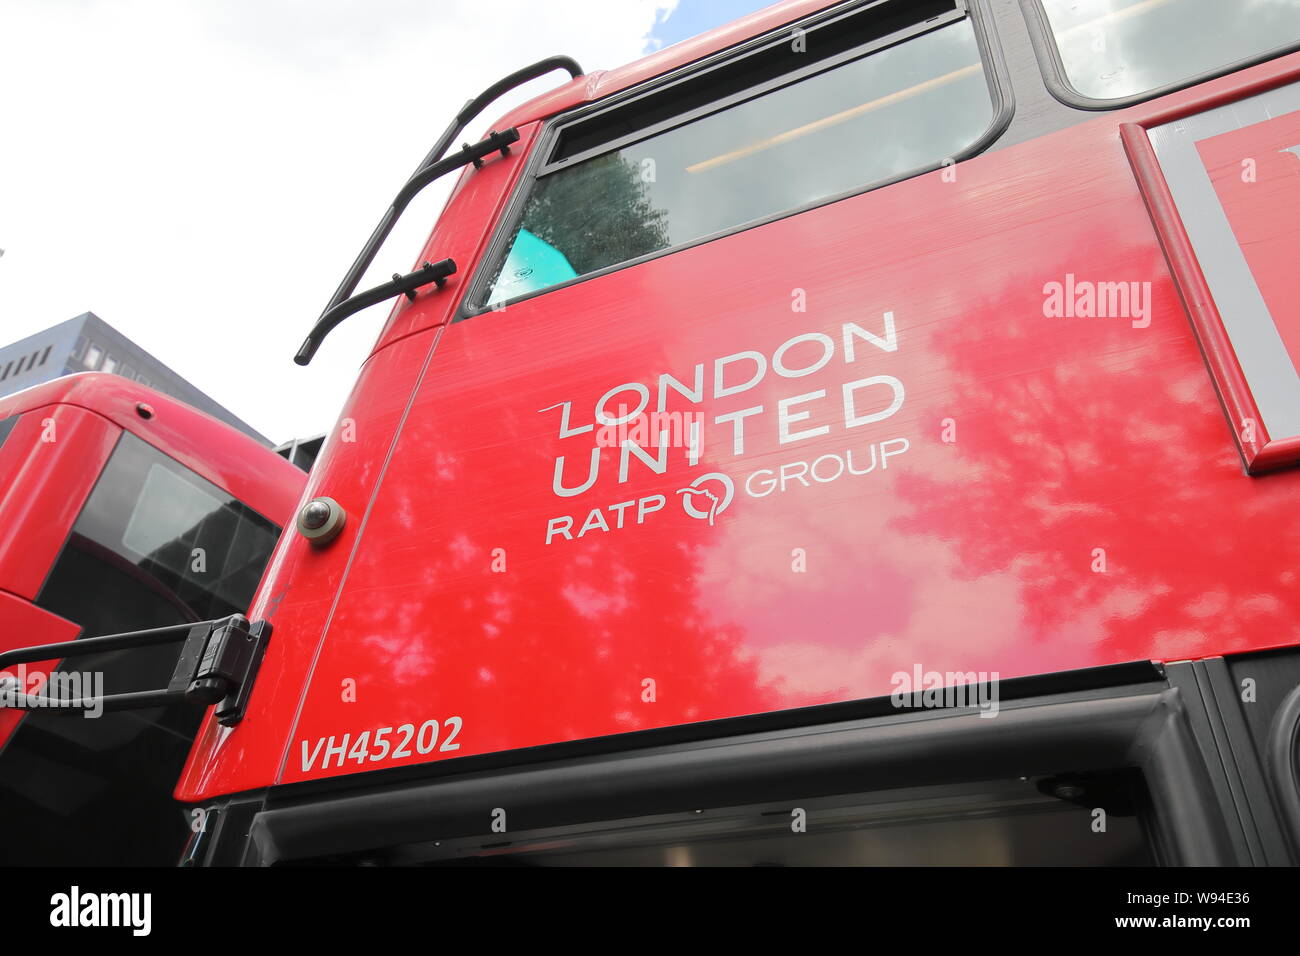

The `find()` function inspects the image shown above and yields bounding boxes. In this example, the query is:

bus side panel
[175,327,441,803]
[178,128,545,803]
[268,96,1300,788]
[182,52,1300,800]
[0,405,119,600]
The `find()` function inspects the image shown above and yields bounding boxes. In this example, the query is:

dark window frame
[1019,0,1300,111]
[458,0,1014,319]
[32,430,282,618]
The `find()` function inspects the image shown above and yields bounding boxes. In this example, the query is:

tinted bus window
[482,13,993,307]
[0,432,280,865]
[1038,0,1300,102]
[0,414,16,451]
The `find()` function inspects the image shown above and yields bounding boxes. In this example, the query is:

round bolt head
[297,496,346,545]
[1053,783,1085,801]
[300,500,331,530]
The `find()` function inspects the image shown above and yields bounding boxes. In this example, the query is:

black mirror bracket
[0,615,271,727]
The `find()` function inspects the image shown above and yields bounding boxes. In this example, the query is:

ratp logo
[676,472,734,525]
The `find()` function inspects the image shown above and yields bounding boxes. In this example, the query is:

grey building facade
[0,312,270,445]
[274,433,324,472]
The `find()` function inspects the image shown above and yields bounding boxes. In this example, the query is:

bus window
[0,414,16,451]
[0,432,281,865]
[480,0,996,307]
[1036,0,1300,103]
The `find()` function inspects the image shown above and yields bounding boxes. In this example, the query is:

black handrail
[294,129,520,365]
[294,55,583,365]
[0,619,203,672]
[426,55,584,174]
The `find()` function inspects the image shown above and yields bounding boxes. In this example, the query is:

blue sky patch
[646,0,776,53]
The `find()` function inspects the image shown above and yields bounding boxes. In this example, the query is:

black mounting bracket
[0,615,271,727]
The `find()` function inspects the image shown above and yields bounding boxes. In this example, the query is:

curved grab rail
[296,55,583,365]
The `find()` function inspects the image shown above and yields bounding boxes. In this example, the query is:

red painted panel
[1121,62,1300,474]
[182,48,1300,800]
[0,405,118,599]
[0,373,304,524]
[1121,121,1267,467]
[175,328,440,801]
[1197,111,1300,373]
[0,591,81,747]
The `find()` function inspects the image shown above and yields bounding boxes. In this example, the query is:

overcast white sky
[0,0,719,443]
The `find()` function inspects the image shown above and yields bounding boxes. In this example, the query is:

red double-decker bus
[17,0,1300,867]
[0,373,304,864]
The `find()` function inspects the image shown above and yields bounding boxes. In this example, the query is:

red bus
[0,373,304,864]
[17,0,1300,867]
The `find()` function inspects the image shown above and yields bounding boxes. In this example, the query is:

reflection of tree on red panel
[891,282,1300,665]
[515,153,670,276]
[350,400,779,758]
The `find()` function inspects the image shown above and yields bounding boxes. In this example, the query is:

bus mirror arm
[296,54,583,366]
[0,614,271,727]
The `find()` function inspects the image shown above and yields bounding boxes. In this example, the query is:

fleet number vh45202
[300,717,462,772]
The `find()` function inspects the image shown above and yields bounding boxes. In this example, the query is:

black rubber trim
[247,686,1229,865]
[181,793,268,867]
[259,659,1164,807]
[1266,682,1300,853]
[1164,659,1293,865]
[222,672,1240,867]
